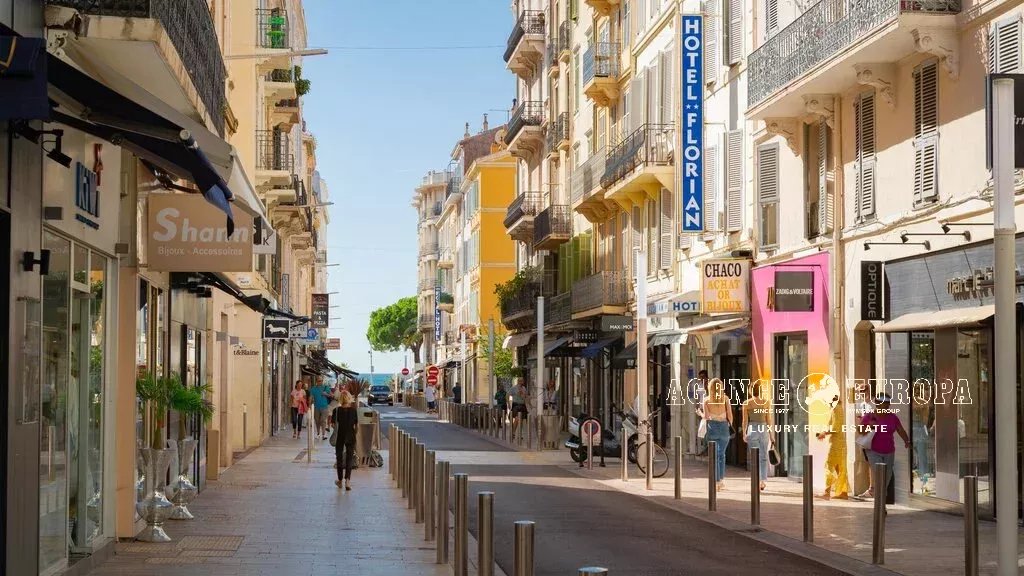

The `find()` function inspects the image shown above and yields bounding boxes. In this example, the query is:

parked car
[367,384,393,406]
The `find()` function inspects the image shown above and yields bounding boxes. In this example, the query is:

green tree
[477,327,523,381]
[367,296,422,364]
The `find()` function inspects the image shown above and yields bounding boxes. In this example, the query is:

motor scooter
[565,407,638,464]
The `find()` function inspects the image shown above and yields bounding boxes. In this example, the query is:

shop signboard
[649,291,701,316]
[147,193,254,272]
[262,317,289,340]
[569,329,600,348]
[679,14,704,232]
[701,259,750,313]
[601,315,635,331]
[986,73,1024,169]
[861,261,886,321]
[289,323,307,340]
[773,271,814,311]
[311,293,329,328]
[325,338,341,350]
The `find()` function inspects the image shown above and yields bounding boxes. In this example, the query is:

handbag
[329,425,338,447]
[768,444,781,467]
[856,427,876,450]
[697,418,707,439]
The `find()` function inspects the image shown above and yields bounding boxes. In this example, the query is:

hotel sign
[679,14,704,232]
[147,194,253,272]
[649,291,701,316]
[701,259,750,313]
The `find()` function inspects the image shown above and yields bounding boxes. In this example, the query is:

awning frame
[874,305,996,333]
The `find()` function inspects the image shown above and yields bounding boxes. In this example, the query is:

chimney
[482,113,489,132]
[464,122,470,138]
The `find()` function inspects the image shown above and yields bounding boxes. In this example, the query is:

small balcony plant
[438,291,455,312]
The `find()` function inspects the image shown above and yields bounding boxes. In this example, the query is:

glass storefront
[39,231,111,572]
[774,333,808,478]
[910,332,936,496]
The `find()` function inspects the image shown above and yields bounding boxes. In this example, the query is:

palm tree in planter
[134,372,176,542]
[168,379,214,520]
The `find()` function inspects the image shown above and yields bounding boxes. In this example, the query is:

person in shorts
[310,379,331,440]
[425,384,437,413]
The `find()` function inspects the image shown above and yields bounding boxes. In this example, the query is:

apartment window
[703,0,718,84]
[757,143,779,249]
[622,0,631,47]
[989,16,1022,73]
[703,141,719,236]
[805,120,832,238]
[573,48,581,114]
[659,188,673,270]
[573,143,581,167]
[631,205,643,277]
[725,0,743,65]
[597,108,607,150]
[913,60,939,206]
[764,0,779,39]
[854,92,877,221]
[585,129,594,156]
[659,50,672,124]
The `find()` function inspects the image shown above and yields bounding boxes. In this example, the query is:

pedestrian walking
[854,387,875,499]
[815,395,849,499]
[543,379,557,413]
[452,381,462,404]
[298,382,311,438]
[510,378,529,441]
[290,380,306,438]
[311,379,332,440]
[333,390,359,491]
[741,381,774,491]
[425,383,437,414]
[702,378,733,491]
[858,393,909,503]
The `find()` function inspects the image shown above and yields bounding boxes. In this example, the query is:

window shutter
[631,72,646,130]
[913,62,939,204]
[621,212,631,271]
[725,129,743,232]
[660,50,673,125]
[817,121,833,234]
[659,188,673,269]
[990,17,1022,73]
[631,205,643,275]
[855,93,876,220]
[765,0,778,38]
[757,144,779,203]
[704,0,718,84]
[647,64,659,126]
[647,199,658,273]
[678,233,693,249]
[727,0,743,64]
[704,143,719,233]
[579,230,593,278]
[597,109,607,150]
[623,86,632,136]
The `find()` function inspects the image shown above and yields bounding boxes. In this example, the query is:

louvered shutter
[725,130,743,232]
[728,0,743,65]
[580,230,593,278]
[659,188,673,269]
[647,63,659,127]
[597,109,607,150]
[913,62,938,205]
[622,86,632,136]
[765,0,778,38]
[704,143,719,233]
[631,205,643,276]
[757,144,779,248]
[660,50,673,125]
[631,72,646,131]
[704,0,718,84]
[679,232,693,249]
[647,199,658,273]
[621,212,631,271]
[855,93,877,220]
[990,17,1022,73]
[817,121,833,235]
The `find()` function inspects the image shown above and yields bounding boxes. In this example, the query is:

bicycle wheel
[635,442,671,478]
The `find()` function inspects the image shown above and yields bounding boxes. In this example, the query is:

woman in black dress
[333,391,359,490]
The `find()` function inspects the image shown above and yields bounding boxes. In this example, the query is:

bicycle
[634,408,669,478]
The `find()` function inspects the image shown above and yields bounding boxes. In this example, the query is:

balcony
[583,43,622,106]
[545,112,570,159]
[438,250,454,270]
[558,22,572,61]
[255,8,293,71]
[45,0,227,135]
[570,148,613,223]
[533,205,572,250]
[504,192,542,242]
[602,124,674,208]
[572,271,631,319]
[545,291,573,328]
[271,98,300,128]
[418,279,435,293]
[263,69,297,103]
[256,130,295,188]
[504,10,547,78]
[547,40,560,77]
[419,243,439,261]
[747,0,960,117]
[504,101,545,161]
[584,0,621,16]
[264,174,298,210]
[418,312,435,331]
[500,282,541,332]
[445,174,464,205]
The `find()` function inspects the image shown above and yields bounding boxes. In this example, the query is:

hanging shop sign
[772,270,814,312]
[985,73,1024,169]
[679,14,704,232]
[147,193,253,272]
[311,293,329,328]
[262,317,290,340]
[325,338,341,350]
[601,315,635,332]
[861,261,886,321]
[434,285,442,342]
[649,291,701,316]
[569,329,600,348]
[289,323,308,339]
[701,259,750,313]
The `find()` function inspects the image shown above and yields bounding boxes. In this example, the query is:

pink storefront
[751,251,834,485]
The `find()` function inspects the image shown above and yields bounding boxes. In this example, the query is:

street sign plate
[262,317,289,340]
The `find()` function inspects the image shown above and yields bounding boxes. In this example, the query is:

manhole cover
[177,535,244,551]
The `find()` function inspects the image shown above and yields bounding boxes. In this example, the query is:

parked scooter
[565,407,638,464]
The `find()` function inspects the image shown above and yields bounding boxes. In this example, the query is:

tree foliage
[477,327,524,381]
[367,296,422,363]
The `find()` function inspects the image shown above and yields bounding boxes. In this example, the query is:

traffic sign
[307,328,318,339]
[581,419,602,446]
[401,368,410,376]
[426,365,440,385]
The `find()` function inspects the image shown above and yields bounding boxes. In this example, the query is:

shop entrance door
[774,333,808,478]
[721,355,749,466]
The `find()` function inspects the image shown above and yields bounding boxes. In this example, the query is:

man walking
[310,378,332,440]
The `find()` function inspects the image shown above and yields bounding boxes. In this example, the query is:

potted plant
[168,379,214,520]
[438,291,454,313]
[134,372,175,542]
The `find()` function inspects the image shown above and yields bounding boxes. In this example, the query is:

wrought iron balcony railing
[558,22,572,55]
[748,0,960,106]
[571,147,607,203]
[257,8,290,49]
[419,243,439,258]
[583,42,621,85]
[571,271,631,314]
[504,192,543,229]
[276,98,299,108]
[266,68,293,82]
[546,112,570,153]
[504,10,547,63]
[547,40,559,69]
[47,0,227,136]
[446,174,463,200]
[504,101,545,145]
[256,130,294,172]
[500,282,542,323]
[418,313,435,329]
[601,124,674,189]
[533,205,572,246]
[545,291,572,327]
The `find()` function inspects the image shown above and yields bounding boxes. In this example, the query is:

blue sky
[301,0,513,373]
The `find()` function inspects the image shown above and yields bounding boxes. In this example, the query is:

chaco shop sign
[701,259,750,313]
[147,193,254,271]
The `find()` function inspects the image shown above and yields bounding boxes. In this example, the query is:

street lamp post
[634,249,651,490]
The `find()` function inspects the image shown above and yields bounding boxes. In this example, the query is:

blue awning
[579,336,622,359]
[527,335,574,361]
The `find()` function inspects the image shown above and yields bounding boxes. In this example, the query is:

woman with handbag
[858,393,909,502]
[742,381,774,491]
[332,391,359,491]
[702,378,733,491]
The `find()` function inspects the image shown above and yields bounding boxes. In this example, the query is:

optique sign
[680,14,704,232]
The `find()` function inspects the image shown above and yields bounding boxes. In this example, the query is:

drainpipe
[831,97,847,491]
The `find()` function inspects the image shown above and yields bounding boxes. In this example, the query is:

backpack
[495,388,508,405]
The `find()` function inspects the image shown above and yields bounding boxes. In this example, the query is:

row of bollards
[389,423,608,575]
[438,401,540,450]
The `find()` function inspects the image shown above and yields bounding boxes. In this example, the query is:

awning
[503,332,534,349]
[649,330,687,347]
[438,358,460,369]
[875,305,995,333]
[680,317,750,335]
[527,335,574,361]
[200,272,309,323]
[579,336,622,359]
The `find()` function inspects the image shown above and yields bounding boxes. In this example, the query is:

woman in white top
[702,378,733,491]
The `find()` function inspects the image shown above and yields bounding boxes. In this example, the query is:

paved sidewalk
[86,435,445,576]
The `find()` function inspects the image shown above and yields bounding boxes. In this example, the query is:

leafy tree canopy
[367,296,422,362]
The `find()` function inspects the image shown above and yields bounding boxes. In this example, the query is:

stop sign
[401,368,410,376]
[426,365,440,384]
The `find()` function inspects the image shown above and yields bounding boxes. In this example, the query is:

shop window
[910,331,936,496]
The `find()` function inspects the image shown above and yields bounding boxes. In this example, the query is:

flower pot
[135,448,174,542]
[169,438,199,520]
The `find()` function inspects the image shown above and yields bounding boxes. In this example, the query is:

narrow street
[382,406,849,576]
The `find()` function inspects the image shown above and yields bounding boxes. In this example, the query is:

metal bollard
[398,431,406,493]
[578,569,608,575]
[454,473,469,576]
[436,461,450,564]
[803,454,813,542]
[872,462,886,565]
[513,520,535,576]
[749,447,760,526]
[425,450,436,541]
[673,436,682,499]
[708,440,718,511]
[414,443,425,522]
[478,492,495,576]
[645,430,654,490]
[621,431,628,482]
[408,438,417,510]
[527,415,533,450]
[965,475,978,576]
[388,425,395,477]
